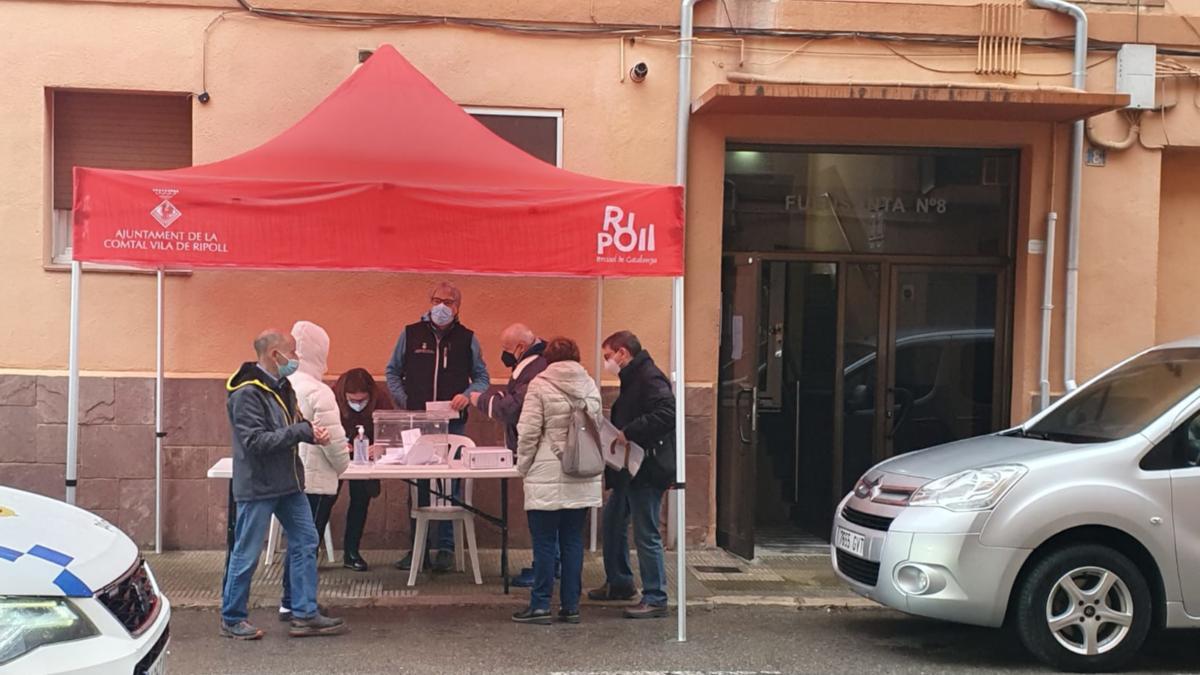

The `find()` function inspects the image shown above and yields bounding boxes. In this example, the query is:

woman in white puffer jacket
[512,337,602,625]
[280,320,349,620]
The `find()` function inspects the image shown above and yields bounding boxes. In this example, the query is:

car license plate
[836,527,866,558]
[145,646,167,675]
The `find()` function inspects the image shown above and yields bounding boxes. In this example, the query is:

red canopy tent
[67,45,690,637]
[72,45,682,276]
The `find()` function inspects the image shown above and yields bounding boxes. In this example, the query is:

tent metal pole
[155,268,165,554]
[66,261,82,505]
[593,278,604,389]
[671,276,687,642]
[591,278,604,553]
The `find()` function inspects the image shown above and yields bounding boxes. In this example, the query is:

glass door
[885,266,1007,457]
[717,256,1011,557]
[839,263,886,496]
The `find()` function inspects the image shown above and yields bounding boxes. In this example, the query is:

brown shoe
[587,583,638,602]
[624,602,668,619]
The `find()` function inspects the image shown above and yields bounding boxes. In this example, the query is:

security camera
[197,91,211,104]
[630,62,649,83]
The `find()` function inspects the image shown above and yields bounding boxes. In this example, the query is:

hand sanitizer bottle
[353,425,369,465]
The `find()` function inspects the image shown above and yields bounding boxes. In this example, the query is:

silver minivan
[832,338,1200,672]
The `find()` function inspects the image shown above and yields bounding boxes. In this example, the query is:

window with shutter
[50,90,192,263]
[466,108,562,168]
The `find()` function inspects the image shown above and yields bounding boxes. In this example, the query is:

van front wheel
[1014,544,1151,672]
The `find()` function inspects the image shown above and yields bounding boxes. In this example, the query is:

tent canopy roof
[72,45,682,277]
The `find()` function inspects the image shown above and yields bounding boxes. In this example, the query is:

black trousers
[343,479,378,555]
[310,492,337,538]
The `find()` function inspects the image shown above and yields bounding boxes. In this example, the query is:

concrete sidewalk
[148,547,875,611]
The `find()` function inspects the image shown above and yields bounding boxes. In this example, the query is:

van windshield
[1025,348,1200,443]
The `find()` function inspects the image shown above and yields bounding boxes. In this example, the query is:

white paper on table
[376,448,407,465]
[403,439,443,466]
[598,417,646,477]
[400,428,422,449]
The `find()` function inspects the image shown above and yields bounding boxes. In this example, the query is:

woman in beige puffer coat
[512,337,602,625]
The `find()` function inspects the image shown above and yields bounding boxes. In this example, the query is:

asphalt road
[164,605,1200,674]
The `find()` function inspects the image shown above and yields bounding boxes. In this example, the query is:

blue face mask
[277,356,300,378]
[430,303,455,327]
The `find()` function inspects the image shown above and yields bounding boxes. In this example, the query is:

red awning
[72,45,683,278]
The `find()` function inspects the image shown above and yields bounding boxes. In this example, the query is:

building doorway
[716,145,1016,559]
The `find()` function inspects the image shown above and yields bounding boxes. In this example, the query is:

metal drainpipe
[672,0,703,644]
[1039,212,1057,412]
[1028,0,1087,391]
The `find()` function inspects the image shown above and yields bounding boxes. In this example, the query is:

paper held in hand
[599,417,644,477]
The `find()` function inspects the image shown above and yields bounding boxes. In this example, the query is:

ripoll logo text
[597,205,656,258]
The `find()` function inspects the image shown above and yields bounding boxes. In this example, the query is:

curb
[170,595,527,610]
[170,593,881,612]
[687,595,881,611]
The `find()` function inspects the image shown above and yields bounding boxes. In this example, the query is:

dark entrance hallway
[717,146,1016,559]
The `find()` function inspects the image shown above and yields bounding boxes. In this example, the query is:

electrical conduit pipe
[1027,0,1087,391]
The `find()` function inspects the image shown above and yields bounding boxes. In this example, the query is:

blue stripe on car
[28,544,73,567]
[52,569,92,597]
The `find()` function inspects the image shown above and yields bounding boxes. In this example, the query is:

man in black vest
[386,281,489,573]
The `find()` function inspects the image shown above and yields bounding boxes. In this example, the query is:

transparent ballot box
[372,410,458,462]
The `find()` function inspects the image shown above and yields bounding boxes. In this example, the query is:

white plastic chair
[409,434,482,586]
[265,517,336,566]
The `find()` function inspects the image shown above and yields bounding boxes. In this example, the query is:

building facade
[3,0,1200,554]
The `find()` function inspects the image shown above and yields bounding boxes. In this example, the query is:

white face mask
[348,400,368,413]
[603,358,622,376]
[430,302,455,327]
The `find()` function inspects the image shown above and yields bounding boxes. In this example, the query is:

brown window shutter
[471,114,558,166]
[53,91,192,210]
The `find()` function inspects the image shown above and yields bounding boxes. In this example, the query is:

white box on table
[464,447,513,470]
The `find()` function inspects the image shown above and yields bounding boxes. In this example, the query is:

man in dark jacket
[588,330,676,619]
[220,329,346,640]
[386,281,490,572]
[472,322,549,587]
[472,323,547,450]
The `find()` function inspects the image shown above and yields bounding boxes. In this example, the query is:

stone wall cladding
[0,374,716,550]
[2,374,157,546]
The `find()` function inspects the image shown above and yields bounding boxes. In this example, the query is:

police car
[0,486,170,674]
